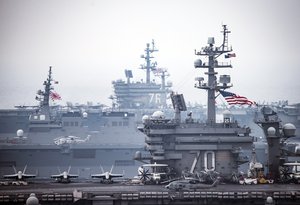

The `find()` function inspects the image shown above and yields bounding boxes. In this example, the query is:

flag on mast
[219,90,256,106]
[50,91,61,101]
[225,53,236,58]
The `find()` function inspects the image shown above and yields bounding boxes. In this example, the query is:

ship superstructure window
[63,121,79,127]
[112,121,129,126]
[39,115,46,120]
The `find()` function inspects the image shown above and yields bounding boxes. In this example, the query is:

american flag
[50,91,61,101]
[225,53,236,58]
[219,90,255,106]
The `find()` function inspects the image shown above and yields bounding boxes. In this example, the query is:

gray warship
[136,25,253,180]
[1,26,300,205]
[136,25,300,183]
[0,41,174,179]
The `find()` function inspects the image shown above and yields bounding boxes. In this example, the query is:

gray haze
[0,0,300,108]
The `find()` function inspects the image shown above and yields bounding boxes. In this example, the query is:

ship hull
[0,144,144,179]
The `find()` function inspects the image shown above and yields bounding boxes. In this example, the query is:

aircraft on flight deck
[3,165,36,180]
[138,162,169,184]
[91,164,124,183]
[51,166,78,183]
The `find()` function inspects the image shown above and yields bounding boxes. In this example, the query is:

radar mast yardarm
[140,40,159,84]
[194,25,233,124]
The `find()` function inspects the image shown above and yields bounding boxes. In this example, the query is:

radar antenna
[34,66,59,114]
[194,25,234,124]
[140,40,159,84]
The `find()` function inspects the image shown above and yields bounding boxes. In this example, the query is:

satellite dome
[194,59,202,68]
[135,151,142,159]
[26,193,39,205]
[142,115,150,123]
[82,112,88,118]
[267,127,276,136]
[152,111,165,119]
[283,123,296,137]
[266,196,273,204]
[16,129,24,137]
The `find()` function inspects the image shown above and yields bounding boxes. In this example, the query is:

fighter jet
[3,165,36,180]
[91,164,124,183]
[51,166,78,183]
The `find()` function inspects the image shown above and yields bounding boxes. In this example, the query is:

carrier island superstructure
[137,25,253,179]
[112,40,172,111]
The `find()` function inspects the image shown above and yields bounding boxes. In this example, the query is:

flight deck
[1,181,300,205]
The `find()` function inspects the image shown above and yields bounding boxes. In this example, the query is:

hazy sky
[0,0,299,108]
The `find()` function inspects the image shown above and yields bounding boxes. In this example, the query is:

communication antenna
[140,40,159,84]
[194,25,234,124]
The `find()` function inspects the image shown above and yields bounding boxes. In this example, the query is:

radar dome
[266,196,273,204]
[82,112,88,118]
[16,129,24,137]
[283,123,296,137]
[26,193,39,205]
[135,151,142,159]
[152,111,165,119]
[267,127,276,136]
[142,115,150,123]
[194,59,202,68]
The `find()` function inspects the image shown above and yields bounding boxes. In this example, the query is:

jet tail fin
[23,165,27,174]
[57,166,62,174]
[100,164,105,173]
[110,165,114,174]
[68,166,71,174]
[12,165,17,174]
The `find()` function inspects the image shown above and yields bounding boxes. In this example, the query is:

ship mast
[140,40,159,84]
[153,68,170,108]
[36,66,54,113]
[194,25,233,124]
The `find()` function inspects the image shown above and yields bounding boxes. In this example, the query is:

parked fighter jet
[91,164,124,183]
[51,166,78,183]
[3,165,36,180]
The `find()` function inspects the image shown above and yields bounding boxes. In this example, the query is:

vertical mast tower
[194,25,233,124]
[140,40,159,84]
[35,66,54,114]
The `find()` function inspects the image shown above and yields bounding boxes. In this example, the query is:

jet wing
[22,174,36,178]
[109,174,123,178]
[51,174,63,179]
[91,174,106,179]
[68,174,78,178]
[3,174,18,179]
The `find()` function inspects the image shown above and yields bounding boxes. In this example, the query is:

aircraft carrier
[1,25,300,205]
[0,41,174,179]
